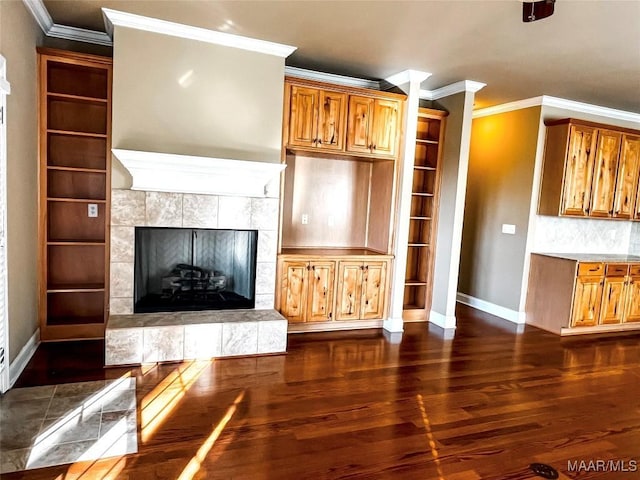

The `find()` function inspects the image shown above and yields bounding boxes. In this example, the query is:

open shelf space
[280,152,394,253]
[47,169,106,200]
[416,116,441,143]
[48,201,106,242]
[47,244,106,287]
[47,133,107,170]
[403,285,427,310]
[47,97,107,135]
[47,291,105,326]
[47,60,108,99]
[412,168,437,194]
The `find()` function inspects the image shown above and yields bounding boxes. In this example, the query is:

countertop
[532,252,640,262]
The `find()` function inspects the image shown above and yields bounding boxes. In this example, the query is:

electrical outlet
[88,203,98,218]
[502,224,516,235]
[301,214,309,225]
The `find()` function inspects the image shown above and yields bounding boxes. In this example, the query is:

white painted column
[382,70,431,333]
[0,55,11,393]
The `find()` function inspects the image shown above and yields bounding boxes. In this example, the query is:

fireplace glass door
[134,227,257,313]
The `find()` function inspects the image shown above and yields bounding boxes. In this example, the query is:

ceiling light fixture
[522,0,556,22]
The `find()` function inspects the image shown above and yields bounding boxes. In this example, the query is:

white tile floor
[0,378,138,474]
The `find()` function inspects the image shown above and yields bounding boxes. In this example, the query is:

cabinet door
[370,99,400,157]
[599,276,627,324]
[281,261,308,323]
[317,91,347,151]
[624,275,640,322]
[288,85,319,149]
[613,135,640,219]
[335,261,363,320]
[570,275,603,327]
[561,125,597,216]
[360,261,387,319]
[590,130,622,217]
[307,261,335,322]
[346,96,374,155]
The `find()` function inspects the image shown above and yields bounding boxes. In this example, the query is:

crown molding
[48,24,113,46]
[22,0,112,46]
[21,0,52,33]
[102,8,296,58]
[420,80,486,101]
[384,69,432,87]
[541,95,640,124]
[473,95,640,123]
[284,66,381,90]
[472,96,544,118]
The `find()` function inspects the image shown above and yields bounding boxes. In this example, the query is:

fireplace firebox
[134,227,257,313]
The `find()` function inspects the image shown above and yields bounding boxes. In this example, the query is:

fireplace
[134,227,258,313]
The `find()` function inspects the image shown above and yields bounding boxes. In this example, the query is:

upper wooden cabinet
[287,85,347,151]
[538,119,640,220]
[615,134,640,219]
[346,96,401,158]
[283,77,405,160]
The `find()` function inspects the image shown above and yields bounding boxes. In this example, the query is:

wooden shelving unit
[403,108,447,321]
[38,48,112,341]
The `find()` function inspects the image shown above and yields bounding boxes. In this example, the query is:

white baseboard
[9,329,40,388]
[429,311,457,329]
[383,316,404,333]
[457,293,526,324]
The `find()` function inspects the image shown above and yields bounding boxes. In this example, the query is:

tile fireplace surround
[106,150,287,365]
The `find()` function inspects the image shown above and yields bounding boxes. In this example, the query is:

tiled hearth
[106,310,287,365]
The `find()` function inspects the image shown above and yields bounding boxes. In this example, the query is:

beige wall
[430,92,475,321]
[0,0,42,363]
[111,26,286,188]
[458,107,542,311]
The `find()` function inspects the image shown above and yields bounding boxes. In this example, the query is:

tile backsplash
[629,222,640,255]
[533,215,633,254]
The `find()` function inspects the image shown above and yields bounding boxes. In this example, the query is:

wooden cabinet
[561,124,597,216]
[287,85,347,151]
[280,260,335,323]
[590,130,622,217]
[571,271,604,327]
[614,134,640,219]
[346,96,400,157]
[335,260,387,320]
[539,119,640,220]
[624,266,640,322]
[599,264,628,324]
[277,253,390,326]
[403,108,447,320]
[38,48,112,341]
[284,77,405,160]
[527,254,640,335]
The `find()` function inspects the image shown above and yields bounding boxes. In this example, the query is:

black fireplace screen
[134,227,258,313]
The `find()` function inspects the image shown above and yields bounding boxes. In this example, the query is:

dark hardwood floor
[4,304,640,479]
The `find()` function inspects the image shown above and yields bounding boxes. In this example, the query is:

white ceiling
[42,0,640,111]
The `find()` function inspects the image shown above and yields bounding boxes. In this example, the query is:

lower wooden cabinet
[625,268,640,322]
[335,261,387,320]
[278,253,390,324]
[280,260,335,323]
[571,274,604,327]
[528,254,640,335]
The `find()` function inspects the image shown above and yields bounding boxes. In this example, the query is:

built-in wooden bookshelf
[38,48,112,341]
[403,108,447,321]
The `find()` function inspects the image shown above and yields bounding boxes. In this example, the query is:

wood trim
[36,47,113,66]
[544,117,640,136]
[285,76,407,101]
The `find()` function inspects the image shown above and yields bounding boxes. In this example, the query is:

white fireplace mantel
[112,149,286,197]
